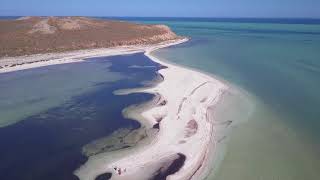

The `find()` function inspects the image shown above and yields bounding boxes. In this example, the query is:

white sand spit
[74,39,229,180]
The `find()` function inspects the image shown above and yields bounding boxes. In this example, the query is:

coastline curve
[75,38,232,180]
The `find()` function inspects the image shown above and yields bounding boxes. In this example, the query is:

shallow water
[0,53,162,180]
[147,19,320,179]
[0,60,123,127]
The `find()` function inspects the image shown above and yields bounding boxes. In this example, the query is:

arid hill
[0,16,180,57]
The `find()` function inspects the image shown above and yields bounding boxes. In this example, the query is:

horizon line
[1,15,320,20]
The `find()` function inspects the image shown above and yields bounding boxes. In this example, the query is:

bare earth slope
[0,16,179,57]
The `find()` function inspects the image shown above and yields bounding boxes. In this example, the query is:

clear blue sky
[1,0,319,18]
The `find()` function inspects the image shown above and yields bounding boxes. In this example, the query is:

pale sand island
[0,17,229,179]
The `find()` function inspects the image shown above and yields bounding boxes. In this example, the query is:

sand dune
[0,16,179,57]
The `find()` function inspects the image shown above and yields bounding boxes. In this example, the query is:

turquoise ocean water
[129,18,320,180]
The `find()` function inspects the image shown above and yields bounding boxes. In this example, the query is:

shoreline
[0,38,229,179]
[75,39,229,180]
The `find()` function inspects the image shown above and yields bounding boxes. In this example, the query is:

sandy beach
[1,38,228,179]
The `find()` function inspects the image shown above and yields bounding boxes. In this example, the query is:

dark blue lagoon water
[0,53,162,180]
